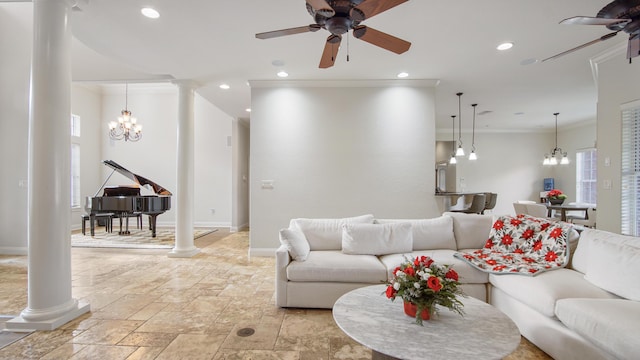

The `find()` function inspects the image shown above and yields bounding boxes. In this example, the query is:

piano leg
[117,214,131,235]
[148,214,158,238]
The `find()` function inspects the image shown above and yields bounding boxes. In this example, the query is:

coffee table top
[333,285,521,360]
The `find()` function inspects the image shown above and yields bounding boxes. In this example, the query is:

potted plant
[547,189,567,205]
[385,255,465,325]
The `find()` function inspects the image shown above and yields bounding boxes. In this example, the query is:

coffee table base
[373,350,397,360]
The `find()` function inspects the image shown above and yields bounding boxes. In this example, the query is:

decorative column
[6,0,90,331]
[168,80,200,258]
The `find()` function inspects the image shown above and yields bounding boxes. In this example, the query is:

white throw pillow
[584,238,640,301]
[341,222,413,256]
[376,216,456,250]
[293,214,375,251]
[279,228,310,261]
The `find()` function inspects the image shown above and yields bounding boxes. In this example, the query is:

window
[621,101,640,236]
[71,114,81,209]
[576,148,597,206]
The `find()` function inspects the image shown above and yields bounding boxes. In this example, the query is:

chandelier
[543,112,568,165]
[109,83,142,142]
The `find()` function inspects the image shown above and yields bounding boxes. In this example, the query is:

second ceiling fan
[255,0,411,68]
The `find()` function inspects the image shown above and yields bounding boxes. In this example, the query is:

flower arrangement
[385,255,465,325]
[546,189,567,200]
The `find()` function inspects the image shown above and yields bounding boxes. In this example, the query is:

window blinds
[621,101,640,236]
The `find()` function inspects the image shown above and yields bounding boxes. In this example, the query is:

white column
[168,80,200,258]
[6,0,90,331]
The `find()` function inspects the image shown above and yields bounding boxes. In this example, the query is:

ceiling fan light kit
[255,0,411,68]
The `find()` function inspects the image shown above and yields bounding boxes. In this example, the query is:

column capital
[172,79,200,90]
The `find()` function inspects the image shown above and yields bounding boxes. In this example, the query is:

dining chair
[513,202,528,215]
[570,207,596,228]
[524,203,549,218]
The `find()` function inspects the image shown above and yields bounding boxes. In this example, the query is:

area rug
[71,228,217,249]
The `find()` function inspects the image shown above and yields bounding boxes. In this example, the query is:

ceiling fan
[255,0,411,68]
[542,0,640,62]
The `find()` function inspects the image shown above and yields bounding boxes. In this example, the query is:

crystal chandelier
[109,83,142,142]
[543,112,569,165]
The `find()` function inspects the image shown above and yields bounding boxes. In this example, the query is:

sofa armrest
[275,244,291,307]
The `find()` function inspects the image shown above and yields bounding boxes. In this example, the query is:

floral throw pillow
[454,215,572,276]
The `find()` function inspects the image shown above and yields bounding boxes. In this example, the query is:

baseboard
[230,223,249,233]
[249,247,276,258]
[0,247,28,256]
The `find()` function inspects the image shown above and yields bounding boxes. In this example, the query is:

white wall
[249,80,438,254]
[0,4,31,254]
[595,49,640,232]
[100,85,233,228]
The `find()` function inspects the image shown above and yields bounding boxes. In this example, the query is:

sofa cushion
[489,269,619,317]
[342,222,412,255]
[379,250,489,284]
[584,238,640,301]
[572,228,640,274]
[292,214,375,251]
[375,216,456,250]
[555,298,640,360]
[279,228,310,261]
[443,212,493,250]
[286,250,387,283]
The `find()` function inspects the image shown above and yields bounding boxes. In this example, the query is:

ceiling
[5,0,631,131]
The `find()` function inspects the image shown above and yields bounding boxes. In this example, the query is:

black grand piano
[86,160,171,237]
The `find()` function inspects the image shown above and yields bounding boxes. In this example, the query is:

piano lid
[103,160,172,196]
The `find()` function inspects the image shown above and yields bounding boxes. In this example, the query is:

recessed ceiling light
[277,71,289,78]
[246,108,252,113]
[397,72,409,78]
[496,42,513,51]
[141,7,160,19]
[219,84,230,90]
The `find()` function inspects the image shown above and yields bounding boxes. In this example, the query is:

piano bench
[122,213,143,229]
[81,213,114,235]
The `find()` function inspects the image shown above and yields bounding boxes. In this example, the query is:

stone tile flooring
[0,230,551,359]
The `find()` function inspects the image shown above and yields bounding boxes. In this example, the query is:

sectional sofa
[275,212,640,360]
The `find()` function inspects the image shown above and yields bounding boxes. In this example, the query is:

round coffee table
[333,285,521,360]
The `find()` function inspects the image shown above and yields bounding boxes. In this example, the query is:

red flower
[510,218,522,227]
[501,234,513,246]
[493,220,504,230]
[427,276,442,292]
[445,269,459,281]
[486,259,497,265]
[529,268,538,274]
[404,266,415,276]
[523,257,536,263]
[493,265,507,271]
[514,248,524,254]
[533,240,543,251]
[485,239,494,249]
[521,229,534,240]
[393,266,401,276]
[549,227,563,239]
[540,223,551,231]
[545,251,558,262]
[385,285,396,298]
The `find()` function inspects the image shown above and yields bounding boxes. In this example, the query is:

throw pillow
[279,228,310,261]
[584,238,640,301]
[341,222,413,256]
[376,216,456,250]
[293,214,375,251]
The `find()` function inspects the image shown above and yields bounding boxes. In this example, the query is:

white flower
[393,282,400,290]
[414,282,420,289]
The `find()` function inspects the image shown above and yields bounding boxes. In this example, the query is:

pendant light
[449,115,457,164]
[455,92,465,156]
[543,112,569,165]
[468,103,478,160]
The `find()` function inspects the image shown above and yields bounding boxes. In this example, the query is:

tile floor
[0,230,551,359]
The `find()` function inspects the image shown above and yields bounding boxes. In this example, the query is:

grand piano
[86,160,171,237]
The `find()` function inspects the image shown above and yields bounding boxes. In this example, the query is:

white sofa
[275,213,640,360]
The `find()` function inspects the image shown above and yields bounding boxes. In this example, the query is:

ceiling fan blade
[353,0,408,20]
[560,16,631,26]
[352,25,411,54]
[319,34,342,68]
[306,0,335,16]
[256,24,321,39]
[541,31,619,62]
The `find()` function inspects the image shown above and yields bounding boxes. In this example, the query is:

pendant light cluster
[543,112,569,165]
[449,92,479,164]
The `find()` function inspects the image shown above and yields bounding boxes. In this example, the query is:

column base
[5,300,90,332]
[167,247,200,258]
